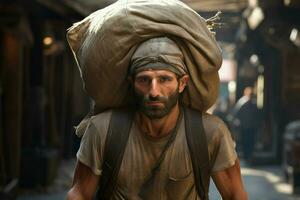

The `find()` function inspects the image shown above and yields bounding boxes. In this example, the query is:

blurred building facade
[0,0,91,197]
[234,0,300,163]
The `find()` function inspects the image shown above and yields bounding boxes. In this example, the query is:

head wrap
[130,37,187,76]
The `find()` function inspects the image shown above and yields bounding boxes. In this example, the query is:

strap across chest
[96,107,211,200]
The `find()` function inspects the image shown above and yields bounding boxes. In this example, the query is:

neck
[137,103,180,138]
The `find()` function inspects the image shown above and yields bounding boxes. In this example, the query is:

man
[232,87,262,161]
[67,37,247,199]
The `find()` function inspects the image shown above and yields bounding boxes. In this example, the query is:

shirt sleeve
[210,119,237,173]
[76,121,103,176]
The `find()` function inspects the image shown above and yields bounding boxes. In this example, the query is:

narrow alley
[1,0,300,200]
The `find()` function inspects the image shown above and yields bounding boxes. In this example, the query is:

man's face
[133,69,188,119]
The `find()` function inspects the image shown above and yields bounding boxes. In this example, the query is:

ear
[178,75,189,93]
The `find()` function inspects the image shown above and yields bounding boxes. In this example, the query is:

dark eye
[159,76,172,83]
[136,76,150,84]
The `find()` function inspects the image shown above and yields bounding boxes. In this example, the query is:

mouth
[144,101,164,107]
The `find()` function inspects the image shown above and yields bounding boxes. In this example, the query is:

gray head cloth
[130,37,187,76]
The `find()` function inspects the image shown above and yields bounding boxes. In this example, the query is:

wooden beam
[62,0,92,16]
[2,30,23,179]
[35,0,69,16]
[59,0,248,16]
[34,0,83,18]
[182,0,248,12]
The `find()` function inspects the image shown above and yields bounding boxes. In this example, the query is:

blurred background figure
[231,86,263,162]
[212,97,231,127]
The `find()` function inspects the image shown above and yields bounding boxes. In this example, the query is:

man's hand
[67,161,99,200]
[212,159,248,200]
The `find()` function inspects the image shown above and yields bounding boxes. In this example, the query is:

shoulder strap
[96,107,210,199]
[96,109,134,200]
[184,107,210,200]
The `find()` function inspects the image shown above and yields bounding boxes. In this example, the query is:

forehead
[135,69,177,78]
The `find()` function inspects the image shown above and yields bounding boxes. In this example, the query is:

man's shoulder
[89,108,135,132]
[202,112,223,123]
[183,108,227,136]
[89,109,113,132]
[201,112,229,140]
[183,108,224,131]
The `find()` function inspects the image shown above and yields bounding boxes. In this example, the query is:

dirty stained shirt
[77,110,237,200]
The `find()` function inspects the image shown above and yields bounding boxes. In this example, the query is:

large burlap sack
[67,0,222,136]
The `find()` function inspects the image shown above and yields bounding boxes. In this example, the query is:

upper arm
[67,161,100,200]
[68,112,112,200]
[206,115,237,173]
[212,159,248,200]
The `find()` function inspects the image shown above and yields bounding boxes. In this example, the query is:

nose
[149,79,160,98]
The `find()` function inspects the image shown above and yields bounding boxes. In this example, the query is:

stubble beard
[134,88,180,119]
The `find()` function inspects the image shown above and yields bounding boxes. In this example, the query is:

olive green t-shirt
[77,110,237,200]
